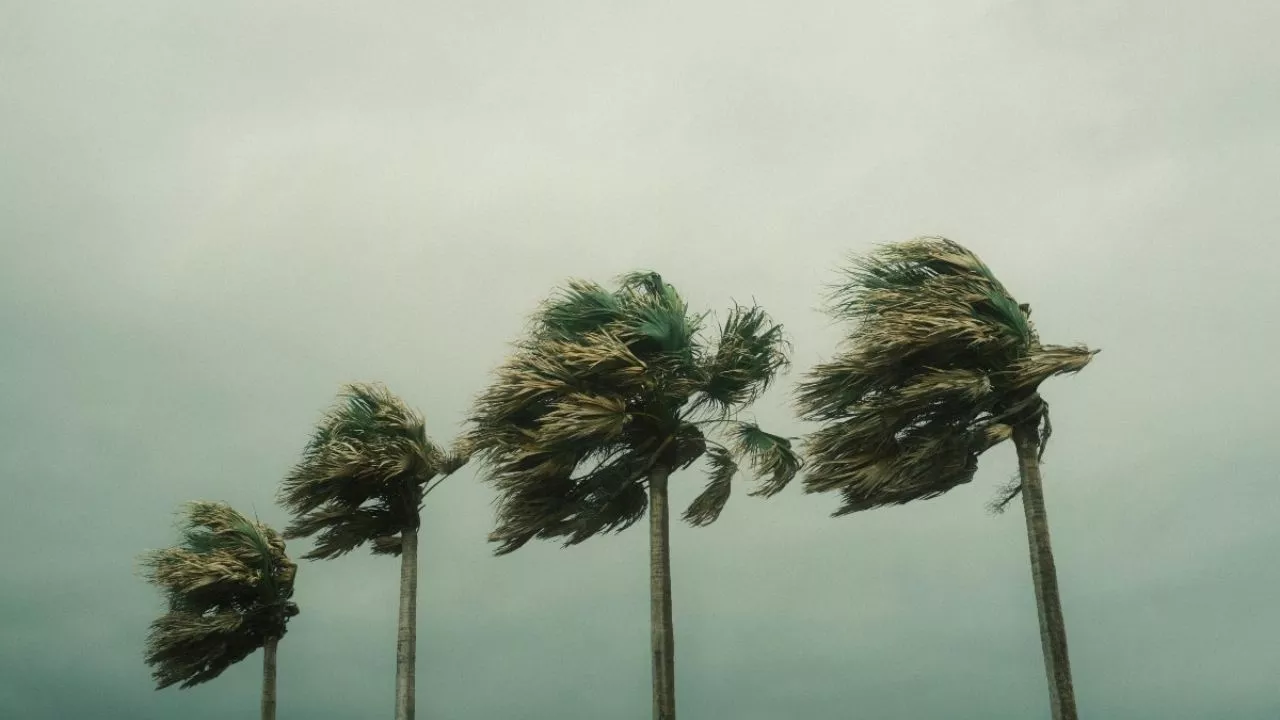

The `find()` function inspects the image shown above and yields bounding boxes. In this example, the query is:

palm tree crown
[469,271,802,554]
[796,237,1097,513]
[140,501,299,690]
[277,383,469,559]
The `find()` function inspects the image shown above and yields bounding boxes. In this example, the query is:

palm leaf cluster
[278,383,470,559]
[140,502,299,690]
[796,237,1096,515]
[469,271,802,554]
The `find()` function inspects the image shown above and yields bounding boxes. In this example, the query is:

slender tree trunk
[648,465,676,720]
[1013,425,1079,720]
[395,528,419,720]
[261,635,278,720]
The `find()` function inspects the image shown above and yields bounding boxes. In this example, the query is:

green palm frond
[140,502,298,691]
[537,279,627,340]
[470,270,794,553]
[693,304,790,413]
[617,270,704,362]
[728,422,802,498]
[798,237,1097,514]
[682,446,737,527]
[278,382,469,559]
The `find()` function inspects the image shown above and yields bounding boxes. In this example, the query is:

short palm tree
[140,501,299,720]
[796,237,1097,720]
[277,382,469,720]
[469,271,801,720]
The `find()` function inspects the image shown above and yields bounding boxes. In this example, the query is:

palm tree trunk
[648,465,676,720]
[395,528,419,720]
[261,635,278,720]
[1013,425,1078,720]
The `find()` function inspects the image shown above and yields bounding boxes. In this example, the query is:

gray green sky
[3,1,1278,718]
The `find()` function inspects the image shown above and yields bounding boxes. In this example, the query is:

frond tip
[729,422,802,498]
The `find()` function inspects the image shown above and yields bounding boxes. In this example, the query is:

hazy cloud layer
[3,1,1278,718]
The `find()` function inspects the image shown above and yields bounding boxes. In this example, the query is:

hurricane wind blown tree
[468,271,801,720]
[795,237,1097,720]
[278,383,469,720]
[140,501,299,720]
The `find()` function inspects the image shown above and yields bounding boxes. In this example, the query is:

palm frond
[1004,344,1098,390]
[470,332,648,448]
[682,446,737,527]
[562,452,652,545]
[439,437,474,475]
[536,279,626,340]
[140,502,293,605]
[288,506,400,560]
[727,422,802,498]
[693,304,790,414]
[145,610,249,689]
[671,424,708,471]
[806,427,983,515]
[536,393,632,445]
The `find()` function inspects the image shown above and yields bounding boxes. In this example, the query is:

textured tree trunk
[1014,425,1079,720]
[648,465,676,720]
[395,528,419,720]
[261,635,278,720]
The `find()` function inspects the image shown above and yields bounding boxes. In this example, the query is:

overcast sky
[3,1,1278,718]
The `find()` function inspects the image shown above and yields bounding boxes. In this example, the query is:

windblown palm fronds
[469,271,802,554]
[277,383,471,558]
[796,237,1097,514]
[140,501,298,690]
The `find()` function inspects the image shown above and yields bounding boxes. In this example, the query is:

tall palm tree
[795,237,1097,720]
[140,501,300,720]
[468,271,801,720]
[277,382,469,720]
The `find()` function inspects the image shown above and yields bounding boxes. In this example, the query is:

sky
[2,1,1278,718]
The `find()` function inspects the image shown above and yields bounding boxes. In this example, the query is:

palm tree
[277,382,469,720]
[795,237,1097,720]
[140,501,300,720]
[468,271,801,720]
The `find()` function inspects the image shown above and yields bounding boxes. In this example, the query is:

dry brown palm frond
[1004,344,1098,390]
[142,547,261,595]
[534,394,632,445]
